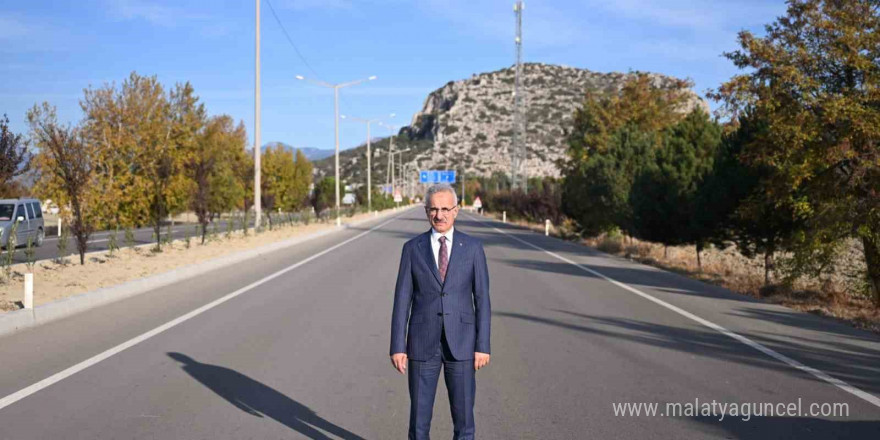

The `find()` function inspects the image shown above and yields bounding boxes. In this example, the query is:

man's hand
[475,352,490,371]
[391,353,408,374]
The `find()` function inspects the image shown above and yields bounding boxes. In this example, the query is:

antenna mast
[511,1,526,192]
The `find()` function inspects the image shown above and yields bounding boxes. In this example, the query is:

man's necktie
[438,236,448,282]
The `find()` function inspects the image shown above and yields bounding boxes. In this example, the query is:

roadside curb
[0,206,415,338]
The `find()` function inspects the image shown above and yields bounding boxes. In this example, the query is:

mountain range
[261,142,334,162]
[311,63,709,184]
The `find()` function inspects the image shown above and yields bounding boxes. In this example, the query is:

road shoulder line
[469,214,880,410]
[0,210,408,411]
[0,208,413,338]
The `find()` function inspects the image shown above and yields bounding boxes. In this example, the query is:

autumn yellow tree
[291,149,313,211]
[260,145,296,228]
[188,115,247,243]
[27,103,97,265]
[80,73,200,249]
[714,0,880,304]
[562,73,694,236]
[80,75,150,228]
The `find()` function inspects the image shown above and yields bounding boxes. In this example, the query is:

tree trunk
[863,236,880,306]
[71,199,88,265]
[696,243,703,272]
[763,249,774,286]
[664,245,668,259]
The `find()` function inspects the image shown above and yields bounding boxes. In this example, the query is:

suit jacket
[390,229,491,361]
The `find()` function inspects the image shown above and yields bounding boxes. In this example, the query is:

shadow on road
[168,352,365,440]
[690,415,880,439]
[494,310,880,397]
[499,250,880,347]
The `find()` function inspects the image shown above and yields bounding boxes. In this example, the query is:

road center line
[0,213,404,411]
[470,214,880,410]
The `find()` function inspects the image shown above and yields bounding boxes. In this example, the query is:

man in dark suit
[390,183,491,440]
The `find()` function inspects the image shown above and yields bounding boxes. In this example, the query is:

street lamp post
[297,74,376,226]
[340,115,381,213]
[379,121,400,196]
[254,0,262,230]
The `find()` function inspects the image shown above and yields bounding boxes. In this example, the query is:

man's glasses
[426,206,458,215]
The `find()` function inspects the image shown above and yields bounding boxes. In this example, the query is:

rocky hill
[315,63,709,183]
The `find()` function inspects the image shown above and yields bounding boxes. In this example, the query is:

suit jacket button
[441,293,447,297]
[437,312,443,316]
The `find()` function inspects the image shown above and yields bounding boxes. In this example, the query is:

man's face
[425,191,458,234]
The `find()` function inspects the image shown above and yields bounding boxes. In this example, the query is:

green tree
[311,177,335,217]
[0,114,31,197]
[563,125,655,236]
[713,0,880,303]
[698,110,799,285]
[356,184,395,210]
[630,110,722,269]
[562,73,694,237]
[291,149,313,211]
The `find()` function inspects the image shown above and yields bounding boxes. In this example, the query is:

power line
[263,0,382,153]
[263,0,322,80]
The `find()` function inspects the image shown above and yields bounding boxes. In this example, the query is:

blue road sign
[419,170,457,184]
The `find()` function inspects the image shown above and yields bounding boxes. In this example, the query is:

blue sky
[1,0,787,152]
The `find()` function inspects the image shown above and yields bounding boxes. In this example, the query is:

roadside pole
[23,273,33,309]
[254,0,262,231]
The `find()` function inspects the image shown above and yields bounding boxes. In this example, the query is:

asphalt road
[0,207,879,438]
[11,219,252,264]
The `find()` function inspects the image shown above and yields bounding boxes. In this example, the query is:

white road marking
[471,214,880,410]
[0,213,404,411]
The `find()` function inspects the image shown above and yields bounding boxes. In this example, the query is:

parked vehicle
[0,198,45,249]
[42,199,60,215]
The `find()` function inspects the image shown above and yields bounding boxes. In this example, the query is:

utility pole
[461,169,465,206]
[254,0,262,229]
[341,115,380,212]
[367,121,371,211]
[334,86,340,225]
[390,148,410,195]
[511,1,526,192]
[384,125,396,189]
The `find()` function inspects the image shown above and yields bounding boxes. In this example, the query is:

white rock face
[399,63,709,178]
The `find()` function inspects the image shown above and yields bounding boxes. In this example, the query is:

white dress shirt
[430,226,454,269]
